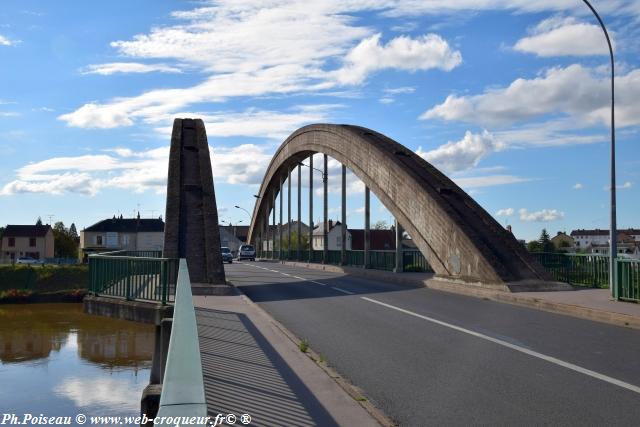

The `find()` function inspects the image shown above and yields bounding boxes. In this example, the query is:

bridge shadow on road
[196,307,339,427]
[227,265,426,303]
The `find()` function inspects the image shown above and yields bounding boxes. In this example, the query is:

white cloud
[384,86,415,95]
[152,105,338,139]
[0,112,20,117]
[416,130,504,173]
[379,97,394,104]
[0,34,15,46]
[496,208,515,216]
[519,208,564,222]
[573,182,583,189]
[0,142,273,196]
[453,175,530,188]
[54,377,141,410]
[334,33,461,85]
[604,181,633,190]
[421,64,640,128]
[80,62,183,75]
[514,16,613,57]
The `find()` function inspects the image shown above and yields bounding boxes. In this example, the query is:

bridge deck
[194,295,375,427]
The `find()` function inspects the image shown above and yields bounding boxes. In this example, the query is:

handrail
[156,259,207,424]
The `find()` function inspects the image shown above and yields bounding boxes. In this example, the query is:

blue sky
[0,0,638,241]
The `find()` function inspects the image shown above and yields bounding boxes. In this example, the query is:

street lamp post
[582,0,617,298]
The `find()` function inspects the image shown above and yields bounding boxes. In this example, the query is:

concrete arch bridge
[247,124,566,291]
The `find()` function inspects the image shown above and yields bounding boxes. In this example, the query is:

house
[1,224,54,263]
[80,214,164,260]
[570,228,640,248]
[588,233,640,259]
[312,220,351,251]
[551,232,575,249]
[350,229,396,251]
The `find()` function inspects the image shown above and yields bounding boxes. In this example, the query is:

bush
[0,264,88,292]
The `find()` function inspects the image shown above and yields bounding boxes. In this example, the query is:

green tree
[527,240,544,252]
[0,226,4,240]
[537,228,555,253]
[69,223,79,241]
[280,231,310,251]
[52,221,79,259]
[36,217,43,226]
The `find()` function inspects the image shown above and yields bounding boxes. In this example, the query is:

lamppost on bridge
[581,0,617,298]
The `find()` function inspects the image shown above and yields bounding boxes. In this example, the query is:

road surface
[225,261,640,426]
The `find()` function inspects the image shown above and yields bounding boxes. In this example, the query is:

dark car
[237,244,256,261]
[221,247,233,263]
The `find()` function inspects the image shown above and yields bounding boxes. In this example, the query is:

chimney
[506,225,513,234]
[329,219,333,229]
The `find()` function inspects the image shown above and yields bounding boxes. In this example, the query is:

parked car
[237,244,256,261]
[16,257,43,265]
[221,247,233,264]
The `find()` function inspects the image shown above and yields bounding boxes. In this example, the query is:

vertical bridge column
[394,219,403,273]
[308,155,314,263]
[364,186,370,269]
[287,167,291,261]
[272,191,276,259]
[279,176,283,261]
[341,164,347,265]
[323,154,328,264]
[297,164,302,261]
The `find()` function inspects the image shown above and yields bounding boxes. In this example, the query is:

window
[96,235,103,246]
[122,235,130,245]
[29,238,36,247]
[8,237,15,247]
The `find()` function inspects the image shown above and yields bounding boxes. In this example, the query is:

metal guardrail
[259,248,433,272]
[532,252,640,303]
[156,259,207,424]
[617,259,640,303]
[88,252,178,304]
[532,252,609,288]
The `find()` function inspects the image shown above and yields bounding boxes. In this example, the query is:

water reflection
[0,304,153,419]
[0,303,153,367]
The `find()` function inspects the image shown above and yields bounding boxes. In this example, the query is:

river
[0,303,153,423]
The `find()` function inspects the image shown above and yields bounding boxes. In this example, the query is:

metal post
[272,191,276,259]
[288,167,292,261]
[394,219,403,273]
[297,163,302,261]
[341,164,347,265]
[279,176,283,261]
[323,154,328,264]
[364,186,370,269]
[309,155,314,263]
[581,0,617,299]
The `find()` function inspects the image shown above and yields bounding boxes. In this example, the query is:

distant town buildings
[1,224,54,263]
[80,213,164,260]
[566,228,640,259]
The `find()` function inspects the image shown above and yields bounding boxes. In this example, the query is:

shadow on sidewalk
[196,307,339,427]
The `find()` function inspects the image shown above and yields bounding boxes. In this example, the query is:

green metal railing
[617,259,640,302]
[89,252,178,304]
[532,252,640,303]
[532,253,609,288]
[259,247,433,273]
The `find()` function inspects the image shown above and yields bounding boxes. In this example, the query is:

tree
[527,240,544,252]
[69,223,79,241]
[36,217,43,226]
[52,221,79,259]
[373,220,389,230]
[0,226,4,241]
[537,228,555,253]
[279,231,310,251]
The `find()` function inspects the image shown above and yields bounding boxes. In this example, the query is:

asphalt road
[225,261,640,426]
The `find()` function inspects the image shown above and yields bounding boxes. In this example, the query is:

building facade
[312,220,352,251]
[1,224,54,263]
[80,214,164,260]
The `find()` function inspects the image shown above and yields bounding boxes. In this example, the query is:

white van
[237,244,256,261]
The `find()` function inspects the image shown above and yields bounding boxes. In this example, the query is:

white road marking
[309,280,327,286]
[332,287,355,295]
[361,296,640,395]
[292,276,305,280]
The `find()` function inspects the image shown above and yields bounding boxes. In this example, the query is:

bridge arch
[248,124,554,287]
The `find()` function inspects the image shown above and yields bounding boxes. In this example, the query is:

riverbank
[0,264,88,304]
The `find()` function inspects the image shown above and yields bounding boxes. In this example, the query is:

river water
[0,303,153,422]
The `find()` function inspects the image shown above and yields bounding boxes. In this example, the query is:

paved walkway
[193,294,380,427]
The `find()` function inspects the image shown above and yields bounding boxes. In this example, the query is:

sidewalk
[192,293,385,427]
[273,260,640,330]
